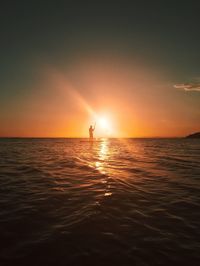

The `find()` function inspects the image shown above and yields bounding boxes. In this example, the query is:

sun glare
[99,117,109,130]
[96,116,113,136]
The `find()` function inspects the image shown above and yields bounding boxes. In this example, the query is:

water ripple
[0,138,200,265]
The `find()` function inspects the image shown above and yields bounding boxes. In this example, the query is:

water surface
[0,138,200,265]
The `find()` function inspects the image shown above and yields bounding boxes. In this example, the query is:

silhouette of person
[89,124,95,140]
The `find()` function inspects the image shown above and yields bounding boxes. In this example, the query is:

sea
[0,138,199,266]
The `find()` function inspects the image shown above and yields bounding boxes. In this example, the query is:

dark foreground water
[0,138,200,266]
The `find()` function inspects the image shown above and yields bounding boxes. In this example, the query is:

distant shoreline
[186,132,200,138]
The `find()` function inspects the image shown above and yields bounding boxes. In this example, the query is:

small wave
[0,138,200,265]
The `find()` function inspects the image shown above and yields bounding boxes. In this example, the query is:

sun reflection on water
[95,138,113,197]
[95,138,108,174]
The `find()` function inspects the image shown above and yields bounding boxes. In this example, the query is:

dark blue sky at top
[1,0,200,105]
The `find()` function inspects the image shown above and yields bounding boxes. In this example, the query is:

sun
[97,116,113,135]
[92,114,114,136]
[99,117,109,129]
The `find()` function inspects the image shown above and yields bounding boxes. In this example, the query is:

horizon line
[0,136,185,139]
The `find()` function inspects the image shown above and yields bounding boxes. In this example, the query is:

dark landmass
[186,132,200,138]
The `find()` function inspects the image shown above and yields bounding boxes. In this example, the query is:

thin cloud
[174,83,200,91]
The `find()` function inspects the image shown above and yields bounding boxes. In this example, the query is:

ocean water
[0,138,199,266]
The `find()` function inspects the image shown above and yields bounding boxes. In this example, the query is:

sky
[0,1,200,137]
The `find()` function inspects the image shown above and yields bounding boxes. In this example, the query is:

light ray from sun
[44,67,117,137]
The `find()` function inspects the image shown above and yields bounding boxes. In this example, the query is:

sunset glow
[0,2,199,139]
[1,58,199,138]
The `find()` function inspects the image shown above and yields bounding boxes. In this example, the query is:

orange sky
[1,55,199,138]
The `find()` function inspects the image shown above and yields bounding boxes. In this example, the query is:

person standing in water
[89,124,95,140]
